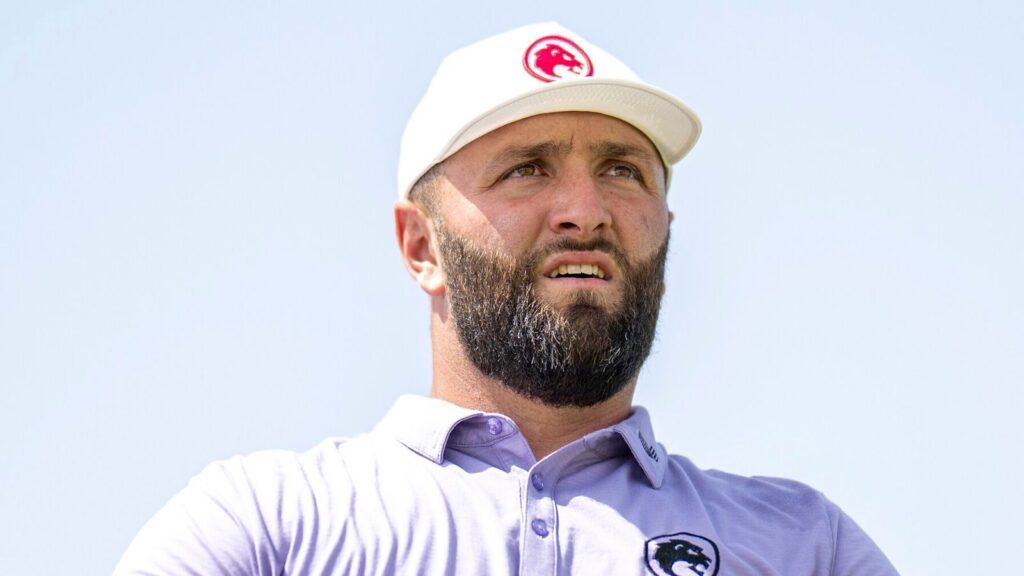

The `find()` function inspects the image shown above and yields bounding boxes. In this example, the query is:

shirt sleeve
[827,499,900,576]
[113,456,283,576]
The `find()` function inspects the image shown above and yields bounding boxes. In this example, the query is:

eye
[503,162,542,179]
[605,163,640,180]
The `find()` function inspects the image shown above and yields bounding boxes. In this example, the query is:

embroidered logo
[644,532,720,576]
[522,35,594,82]
[638,430,659,461]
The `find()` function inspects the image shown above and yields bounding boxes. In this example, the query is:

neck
[428,304,636,460]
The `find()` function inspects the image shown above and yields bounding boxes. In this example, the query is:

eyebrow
[587,141,659,163]
[487,140,573,172]
[487,138,659,169]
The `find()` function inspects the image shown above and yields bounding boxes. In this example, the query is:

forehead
[448,111,662,166]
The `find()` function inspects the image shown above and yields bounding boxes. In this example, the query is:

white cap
[397,22,702,199]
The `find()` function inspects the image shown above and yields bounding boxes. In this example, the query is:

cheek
[639,215,668,250]
[488,210,526,236]
[479,199,548,250]
[617,200,668,238]
[644,209,671,234]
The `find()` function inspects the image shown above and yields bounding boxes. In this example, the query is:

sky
[1,1,1021,574]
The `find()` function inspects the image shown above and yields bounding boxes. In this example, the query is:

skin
[394,111,673,460]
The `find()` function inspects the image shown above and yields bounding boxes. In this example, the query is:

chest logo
[522,35,594,83]
[644,532,720,576]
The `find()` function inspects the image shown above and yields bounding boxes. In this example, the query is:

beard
[435,220,668,408]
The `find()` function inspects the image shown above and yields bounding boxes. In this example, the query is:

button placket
[530,518,549,537]
[519,464,558,574]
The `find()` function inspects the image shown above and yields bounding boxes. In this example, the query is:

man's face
[429,112,672,407]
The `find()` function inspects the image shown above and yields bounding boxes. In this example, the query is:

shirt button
[486,417,503,435]
[530,519,549,538]
[531,473,545,492]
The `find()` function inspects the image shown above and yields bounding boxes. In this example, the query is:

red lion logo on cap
[534,44,583,77]
[523,35,594,82]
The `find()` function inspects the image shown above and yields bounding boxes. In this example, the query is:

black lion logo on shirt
[644,532,720,576]
[654,539,712,574]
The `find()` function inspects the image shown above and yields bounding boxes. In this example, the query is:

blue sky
[1,2,1021,573]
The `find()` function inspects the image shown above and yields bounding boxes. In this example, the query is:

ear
[394,199,446,296]
[663,210,673,297]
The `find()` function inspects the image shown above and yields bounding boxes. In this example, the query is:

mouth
[539,252,616,288]
[547,263,607,280]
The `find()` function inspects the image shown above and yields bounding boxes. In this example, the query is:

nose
[547,171,612,239]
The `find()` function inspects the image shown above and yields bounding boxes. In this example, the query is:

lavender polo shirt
[115,395,898,575]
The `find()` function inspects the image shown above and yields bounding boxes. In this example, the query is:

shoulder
[114,437,368,575]
[665,453,829,512]
[192,437,352,490]
[661,454,834,535]
[661,455,899,574]
[189,436,377,509]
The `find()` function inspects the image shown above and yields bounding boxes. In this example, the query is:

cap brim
[440,78,701,174]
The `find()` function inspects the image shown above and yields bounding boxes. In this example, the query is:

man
[116,22,898,575]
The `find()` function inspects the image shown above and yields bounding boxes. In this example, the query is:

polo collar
[374,395,667,488]
[373,395,483,465]
[606,406,666,488]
